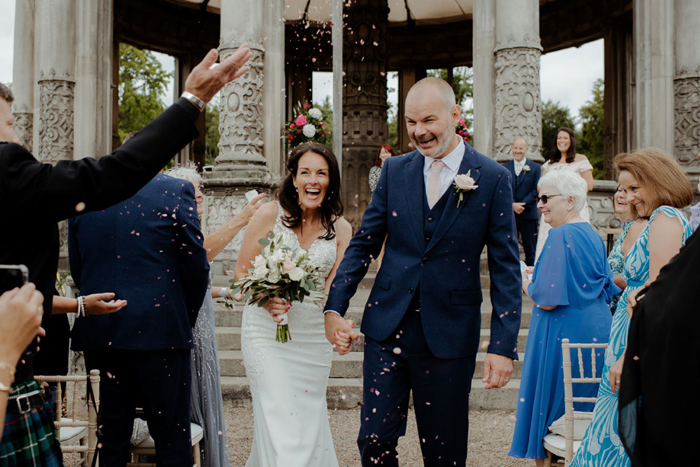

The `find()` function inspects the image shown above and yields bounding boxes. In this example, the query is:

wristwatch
[181,91,205,112]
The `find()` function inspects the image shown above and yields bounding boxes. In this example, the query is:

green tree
[118,44,172,143]
[541,100,576,160]
[578,78,605,179]
[204,100,220,166]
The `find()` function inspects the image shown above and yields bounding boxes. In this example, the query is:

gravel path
[224,402,532,466]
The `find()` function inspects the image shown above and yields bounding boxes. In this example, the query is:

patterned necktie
[427,159,445,209]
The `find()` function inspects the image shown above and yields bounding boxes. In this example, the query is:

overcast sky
[0,0,603,123]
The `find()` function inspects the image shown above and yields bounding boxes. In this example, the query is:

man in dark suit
[68,173,208,465]
[503,137,541,266]
[324,78,522,466]
[0,45,252,463]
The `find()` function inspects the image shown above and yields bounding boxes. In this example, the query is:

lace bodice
[272,202,337,289]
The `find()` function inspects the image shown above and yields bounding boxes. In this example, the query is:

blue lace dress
[607,221,631,313]
[571,206,692,467]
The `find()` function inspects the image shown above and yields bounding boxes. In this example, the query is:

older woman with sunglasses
[510,169,619,465]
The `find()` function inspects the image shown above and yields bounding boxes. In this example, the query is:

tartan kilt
[0,380,63,467]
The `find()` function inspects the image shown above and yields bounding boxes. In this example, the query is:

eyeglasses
[537,194,563,204]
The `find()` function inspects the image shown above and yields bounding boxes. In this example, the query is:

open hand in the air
[185,44,254,104]
[84,293,127,315]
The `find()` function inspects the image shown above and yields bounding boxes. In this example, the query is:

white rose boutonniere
[453,170,478,207]
[522,164,531,172]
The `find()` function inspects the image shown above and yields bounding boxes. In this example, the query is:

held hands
[324,312,359,355]
[84,293,127,315]
[262,297,290,324]
[184,45,254,104]
[0,284,45,365]
[482,353,514,389]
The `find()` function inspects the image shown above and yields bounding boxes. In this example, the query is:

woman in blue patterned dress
[607,186,646,313]
[571,148,694,467]
[509,170,619,465]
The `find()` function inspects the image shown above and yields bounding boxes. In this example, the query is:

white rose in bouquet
[302,124,316,138]
[267,268,281,283]
[308,108,322,120]
[288,267,306,282]
[252,264,269,280]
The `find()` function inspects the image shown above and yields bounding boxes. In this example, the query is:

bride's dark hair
[277,142,343,240]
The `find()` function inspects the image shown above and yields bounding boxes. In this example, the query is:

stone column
[74,0,113,158]
[36,0,76,165]
[12,0,35,152]
[342,0,389,229]
[203,0,278,278]
[673,0,700,173]
[634,0,674,152]
[262,0,285,178]
[472,0,495,158]
[216,0,270,180]
[492,0,542,162]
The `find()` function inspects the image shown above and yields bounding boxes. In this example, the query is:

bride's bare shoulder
[335,217,353,242]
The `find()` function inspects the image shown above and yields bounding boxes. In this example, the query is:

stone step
[215,327,529,353]
[215,295,534,329]
[220,376,520,411]
[219,350,526,379]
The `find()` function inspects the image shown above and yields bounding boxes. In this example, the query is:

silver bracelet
[77,296,86,317]
[221,287,228,298]
[181,91,205,111]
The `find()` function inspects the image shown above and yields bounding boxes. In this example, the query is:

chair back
[35,369,100,466]
[561,339,608,465]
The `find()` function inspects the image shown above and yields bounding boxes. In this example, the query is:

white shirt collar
[423,138,464,174]
[515,157,527,166]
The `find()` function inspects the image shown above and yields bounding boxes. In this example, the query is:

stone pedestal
[342,0,389,229]
[12,0,35,151]
[673,0,700,174]
[492,0,543,162]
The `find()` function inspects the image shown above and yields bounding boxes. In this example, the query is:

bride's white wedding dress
[241,202,339,467]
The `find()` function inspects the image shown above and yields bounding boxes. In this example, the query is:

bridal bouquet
[231,231,326,343]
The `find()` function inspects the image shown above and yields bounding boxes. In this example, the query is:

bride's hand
[262,297,289,323]
[334,331,352,355]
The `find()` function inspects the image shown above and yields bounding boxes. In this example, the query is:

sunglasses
[537,194,563,204]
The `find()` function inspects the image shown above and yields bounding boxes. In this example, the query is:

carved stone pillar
[472,0,495,158]
[673,0,700,175]
[342,0,389,229]
[634,0,674,152]
[493,0,543,163]
[12,0,35,151]
[37,0,76,165]
[204,0,279,280]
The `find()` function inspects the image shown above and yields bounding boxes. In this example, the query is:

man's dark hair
[0,83,14,104]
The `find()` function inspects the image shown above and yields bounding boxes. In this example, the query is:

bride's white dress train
[240,202,339,467]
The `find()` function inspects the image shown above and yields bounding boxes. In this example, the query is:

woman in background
[369,144,394,195]
[534,128,594,260]
[607,186,646,312]
[571,148,694,467]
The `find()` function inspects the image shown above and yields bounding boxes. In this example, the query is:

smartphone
[0,264,29,294]
[245,189,260,202]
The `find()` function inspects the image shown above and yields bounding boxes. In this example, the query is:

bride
[234,142,353,467]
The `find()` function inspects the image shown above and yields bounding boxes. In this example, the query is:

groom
[324,77,522,466]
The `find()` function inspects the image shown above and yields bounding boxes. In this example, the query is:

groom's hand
[482,353,514,389]
[324,312,359,355]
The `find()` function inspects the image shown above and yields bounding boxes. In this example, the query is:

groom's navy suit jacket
[68,174,209,352]
[504,158,541,220]
[325,144,522,359]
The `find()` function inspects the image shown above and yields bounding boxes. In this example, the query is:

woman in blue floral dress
[571,148,694,467]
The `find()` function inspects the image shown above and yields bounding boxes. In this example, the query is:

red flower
[290,123,295,128]
[288,136,294,141]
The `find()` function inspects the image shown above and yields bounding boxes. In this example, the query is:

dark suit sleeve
[1,99,200,223]
[520,163,541,208]
[485,171,522,359]
[175,182,210,326]
[324,157,390,316]
[67,219,82,289]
